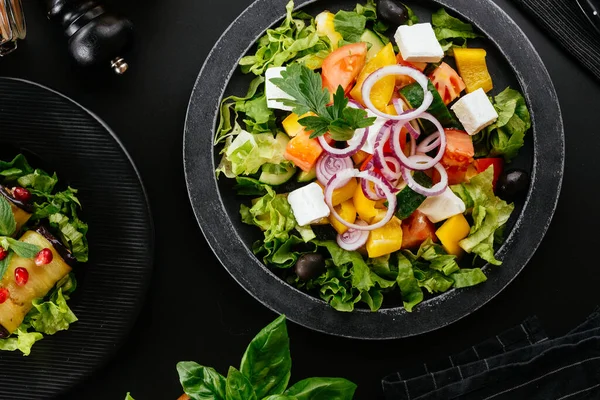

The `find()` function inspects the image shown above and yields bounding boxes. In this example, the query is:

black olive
[295,253,326,281]
[496,169,530,202]
[377,0,409,26]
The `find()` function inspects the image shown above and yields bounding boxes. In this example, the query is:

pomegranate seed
[35,248,53,266]
[0,288,8,304]
[14,267,28,286]
[13,187,31,203]
[0,247,7,261]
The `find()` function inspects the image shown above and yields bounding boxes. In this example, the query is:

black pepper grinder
[44,0,134,74]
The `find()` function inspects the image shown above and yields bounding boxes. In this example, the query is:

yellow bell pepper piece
[384,103,398,116]
[330,200,357,234]
[353,182,379,223]
[352,150,370,166]
[282,112,315,137]
[436,214,471,256]
[453,48,493,94]
[318,178,358,207]
[350,43,397,112]
[366,215,403,258]
[316,12,343,50]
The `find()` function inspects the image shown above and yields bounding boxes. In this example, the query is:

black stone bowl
[184,0,564,339]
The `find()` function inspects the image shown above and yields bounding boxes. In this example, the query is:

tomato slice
[401,210,438,250]
[475,158,504,189]
[441,129,474,169]
[429,62,467,105]
[322,43,368,96]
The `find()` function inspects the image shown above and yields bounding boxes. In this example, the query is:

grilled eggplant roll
[0,184,33,234]
[0,227,75,338]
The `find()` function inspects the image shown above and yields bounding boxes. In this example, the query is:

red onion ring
[336,220,369,251]
[317,126,370,158]
[372,122,401,182]
[326,169,397,231]
[392,99,421,141]
[401,155,448,197]
[417,132,441,153]
[391,112,446,171]
[361,66,433,121]
[316,153,353,186]
[361,176,382,201]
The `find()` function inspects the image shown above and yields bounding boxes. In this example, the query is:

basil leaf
[263,396,298,400]
[0,197,16,237]
[240,314,291,398]
[177,362,227,400]
[0,252,13,280]
[124,393,135,400]
[225,367,257,400]
[6,238,41,259]
[285,377,357,400]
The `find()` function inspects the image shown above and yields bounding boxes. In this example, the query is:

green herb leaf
[263,396,298,400]
[0,196,16,237]
[5,238,41,258]
[0,252,13,280]
[124,393,135,400]
[285,377,357,400]
[177,362,227,400]
[226,367,257,400]
[240,314,291,398]
[271,63,375,139]
[404,3,419,25]
[334,10,367,43]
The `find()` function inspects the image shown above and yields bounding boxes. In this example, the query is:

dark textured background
[1,0,599,398]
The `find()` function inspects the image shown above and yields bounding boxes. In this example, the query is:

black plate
[0,78,154,398]
[184,0,564,339]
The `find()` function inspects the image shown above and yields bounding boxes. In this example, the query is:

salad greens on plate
[214,0,531,312]
[0,154,88,355]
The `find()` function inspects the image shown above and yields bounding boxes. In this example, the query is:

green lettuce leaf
[431,8,480,54]
[0,327,43,356]
[451,167,514,265]
[240,186,296,244]
[0,154,34,181]
[451,268,487,288]
[28,288,78,335]
[221,131,288,177]
[473,88,532,162]
[239,0,330,76]
[396,252,423,312]
[334,10,367,43]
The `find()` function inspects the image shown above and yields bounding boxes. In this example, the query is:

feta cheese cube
[451,88,499,135]
[346,109,387,155]
[418,188,466,224]
[394,23,444,63]
[287,183,331,226]
[265,67,294,111]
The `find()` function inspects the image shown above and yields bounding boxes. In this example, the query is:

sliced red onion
[372,122,400,182]
[325,169,397,231]
[337,220,369,251]
[317,126,369,158]
[361,65,433,121]
[392,99,420,140]
[361,176,381,200]
[401,155,448,197]
[316,154,353,186]
[391,112,446,171]
[417,131,440,153]
[348,99,364,109]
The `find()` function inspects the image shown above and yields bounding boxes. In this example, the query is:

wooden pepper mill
[44,0,134,74]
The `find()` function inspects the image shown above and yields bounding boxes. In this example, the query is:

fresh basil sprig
[177,316,357,400]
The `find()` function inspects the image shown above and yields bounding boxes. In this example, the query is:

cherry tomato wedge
[429,62,466,105]
[441,129,474,169]
[395,54,427,88]
[401,210,438,250]
[322,43,367,96]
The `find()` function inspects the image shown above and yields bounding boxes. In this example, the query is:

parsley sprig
[270,63,376,141]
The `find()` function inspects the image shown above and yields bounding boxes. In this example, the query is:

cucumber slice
[399,81,463,134]
[259,163,296,186]
[361,29,385,61]
[297,166,317,183]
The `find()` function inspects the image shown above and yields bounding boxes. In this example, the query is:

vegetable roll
[0,184,33,234]
[0,226,75,337]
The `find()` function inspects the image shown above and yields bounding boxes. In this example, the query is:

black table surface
[2,0,599,399]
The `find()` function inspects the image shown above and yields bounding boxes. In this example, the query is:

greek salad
[215,0,531,312]
[0,154,88,355]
